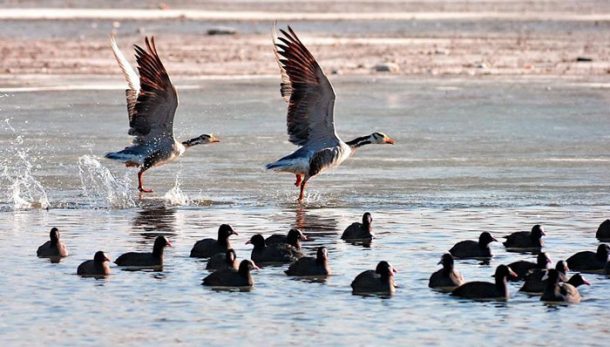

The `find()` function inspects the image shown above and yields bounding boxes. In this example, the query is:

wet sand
[0,1,609,83]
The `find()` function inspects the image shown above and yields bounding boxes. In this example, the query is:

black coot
[206,249,238,271]
[285,247,331,276]
[351,261,396,295]
[508,252,551,281]
[190,224,238,258]
[540,269,582,304]
[202,259,258,288]
[266,228,308,250]
[451,265,517,300]
[428,253,464,289]
[37,227,69,259]
[341,212,373,241]
[503,224,545,251]
[566,244,610,273]
[115,236,171,268]
[449,232,497,259]
[246,234,302,264]
[520,260,568,294]
[596,219,610,241]
[77,251,111,277]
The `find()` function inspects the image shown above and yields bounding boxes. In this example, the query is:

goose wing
[110,35,140,122]
[273,26,339,147]
[113,36,178,142]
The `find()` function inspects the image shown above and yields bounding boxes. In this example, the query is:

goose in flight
[106,35,219,192]
[266,26,395,202]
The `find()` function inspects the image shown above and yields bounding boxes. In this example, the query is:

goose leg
[298,181,306,202]
[137,171,153,193]
[294,174,303,187]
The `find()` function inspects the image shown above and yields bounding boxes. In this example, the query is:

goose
[351,261,397,295]
[451,265,517,300]
[77,251,111,277]
[106,35,219,193]
[36,227,69,259]
[285,247,331,277]
[428,253,465,290]
[266,26,395,201]
[503,224,545,251]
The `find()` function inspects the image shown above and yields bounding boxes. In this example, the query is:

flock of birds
[36,214,610,302]
[104,25,395,200]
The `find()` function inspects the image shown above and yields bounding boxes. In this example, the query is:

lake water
[1,77,609,346]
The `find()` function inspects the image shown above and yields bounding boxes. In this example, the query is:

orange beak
[384,137,395,144]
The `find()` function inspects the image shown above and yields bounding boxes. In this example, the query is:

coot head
[94,251,110,263]
[49,227,60,245]
[438,253,454,269]
[153,236,172,249]
[569,273,591,287]
[362,212,373,227]
[596,244,610,261]
[494,264,517,280]
[555,260,569,273]
[479,232,497,246]
[287,228,308,242]
[246,234,266,248]
[531,225,546,238]
[536,252,552,268]
[238,259,260,274]
[218,224,238,240]
[375,261,397,278]
[316,247,328,262]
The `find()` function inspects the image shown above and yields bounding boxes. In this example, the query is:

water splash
[163,177,190,206]
[78,155,136,209]
[0,120,49,210]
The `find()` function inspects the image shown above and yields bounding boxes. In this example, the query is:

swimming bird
[341,212,374,241]
[449,232,497,259]
[428,253,465,290]
[77,251,111,277]
[266,26,395,202]
[106,35,219,193]
[246,234,302,264]
[206,249,239,271]
[503,224,545,252]
[285,247,331,276]
[540,269,584,304]
[202,259,259,288]
[114,236,171,268]
[520,260,569,294]
[451,265,517,300]
[596,219,610,241]
[265,228,308,249]
[507,252,551,281]
[566,244,610,273]
[351,261,397,295]
[190,224,238,258]
[36,227,68,258]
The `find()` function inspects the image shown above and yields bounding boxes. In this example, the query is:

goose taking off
[106,36,219,192]
[267,26,395,201]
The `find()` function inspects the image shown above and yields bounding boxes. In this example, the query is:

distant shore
[0,3,608,87]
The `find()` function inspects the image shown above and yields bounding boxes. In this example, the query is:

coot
[451,265,517,300]
[202,259,258,288]
[351,261,396,295]
[566,244,610,273]
[36,227,69,259]
[190,224,238,258]
[503,224,545,251]
[266,228,308,249]
[115,236,171,268]
[206,249,238,271]
[428,253,465,289]
[341,212,373,241]
[449,232,497,259]
[77,251,111,277]
[246,234,302,264]
[285,247,331,276]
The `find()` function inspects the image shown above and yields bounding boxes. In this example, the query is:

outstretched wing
[110,35,140,121]
[131,37,178,142]
[273,26,338,147]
